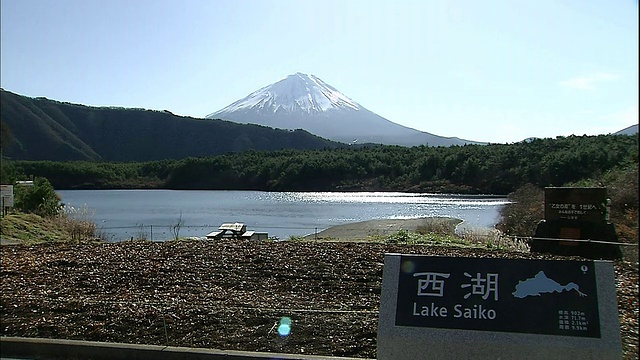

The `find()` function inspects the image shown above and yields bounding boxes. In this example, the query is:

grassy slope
[1,213,66,244]
[0,212,95,245]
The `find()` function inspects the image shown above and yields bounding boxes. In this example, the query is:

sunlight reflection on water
[58,190,509,242]
[273,191,510,206]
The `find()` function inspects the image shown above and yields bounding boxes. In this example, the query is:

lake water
[56,190,509,242]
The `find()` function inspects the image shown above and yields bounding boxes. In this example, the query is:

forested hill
[0,89,342,161]
[3,134,637,194]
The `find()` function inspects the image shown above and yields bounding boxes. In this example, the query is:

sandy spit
[303,217,462,241]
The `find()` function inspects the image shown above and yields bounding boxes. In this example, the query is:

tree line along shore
[2,134,637,194]
[1,133,637,246]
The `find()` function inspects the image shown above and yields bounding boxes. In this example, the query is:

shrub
[387,230,410,243]
[458,227,530,252]
[565,164,638,243]
[14,177,63,217]
[496,184,544,237]
[416,218,459,235]
[56,205,97,242]
[603,165,638,222]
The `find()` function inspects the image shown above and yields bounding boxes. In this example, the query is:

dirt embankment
[1,239,638,359]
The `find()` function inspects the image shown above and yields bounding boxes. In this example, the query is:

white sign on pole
[1,185,14,208]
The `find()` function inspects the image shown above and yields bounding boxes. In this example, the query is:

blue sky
[1,0,637,143]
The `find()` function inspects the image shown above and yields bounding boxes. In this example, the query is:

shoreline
[303,217,463,241]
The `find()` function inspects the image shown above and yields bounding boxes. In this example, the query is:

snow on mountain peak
[207,73,360,117]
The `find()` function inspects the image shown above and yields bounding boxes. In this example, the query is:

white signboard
[1,185,14,208]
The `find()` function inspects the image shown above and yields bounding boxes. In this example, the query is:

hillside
[0,89,342,162]
[3,134,637,193]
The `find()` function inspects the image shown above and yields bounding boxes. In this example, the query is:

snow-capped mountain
[212,73,360,115]
[207,73,483,146]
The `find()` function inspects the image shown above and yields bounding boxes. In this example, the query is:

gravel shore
[304,217,462,240]
[2,236,637,359]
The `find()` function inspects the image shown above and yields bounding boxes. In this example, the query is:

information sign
[378,254,622,359]
[1,185,14,208]
[544,187,607,223]
[395,256,600,337]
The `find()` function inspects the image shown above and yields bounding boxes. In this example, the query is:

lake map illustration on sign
[513,271,587,298]
[395,256,601,338]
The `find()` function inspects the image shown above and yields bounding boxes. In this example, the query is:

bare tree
[171,211,184,240]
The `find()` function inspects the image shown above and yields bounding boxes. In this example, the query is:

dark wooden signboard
[395,255,601,338]
[544,187,607,223]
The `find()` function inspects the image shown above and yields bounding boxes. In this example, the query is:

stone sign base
[377,253,622,360]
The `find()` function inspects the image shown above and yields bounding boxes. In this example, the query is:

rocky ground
[1,240,638,359]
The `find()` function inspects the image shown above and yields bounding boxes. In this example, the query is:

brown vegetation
[497,164,638,245]
[496,183,544,237]
[1,209,97,245]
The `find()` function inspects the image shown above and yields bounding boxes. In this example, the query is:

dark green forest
[2,134,637,195]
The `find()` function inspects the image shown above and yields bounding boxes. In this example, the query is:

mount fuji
[207,73,483,146]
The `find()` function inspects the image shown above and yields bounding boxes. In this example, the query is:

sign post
[377,254,622,359]
[1,185,14,216]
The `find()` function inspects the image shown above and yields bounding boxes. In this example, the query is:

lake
[56,190,509,242]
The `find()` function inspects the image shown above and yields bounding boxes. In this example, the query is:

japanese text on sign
[411,271,499,320]
[395,256,601,338]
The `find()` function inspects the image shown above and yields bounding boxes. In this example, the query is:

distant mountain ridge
[0,89,341,162]
[207,73,484,147]
[614,124,638,135]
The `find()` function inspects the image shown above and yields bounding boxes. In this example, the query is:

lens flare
[401,260,415,273]
[277,324,291,337]
[277,317,292,337]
